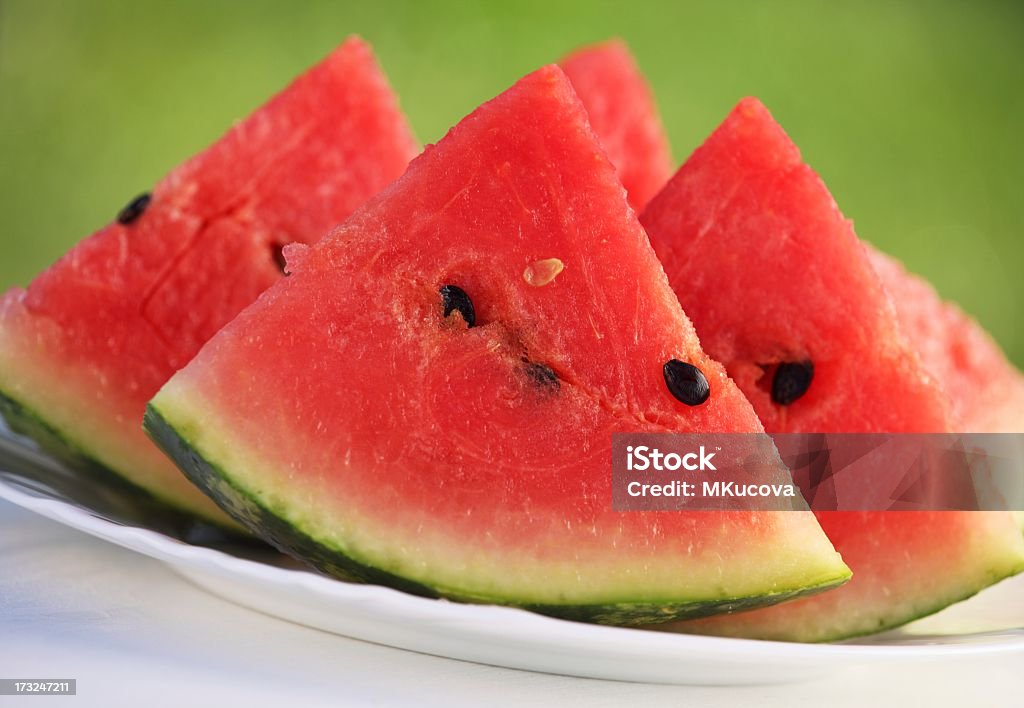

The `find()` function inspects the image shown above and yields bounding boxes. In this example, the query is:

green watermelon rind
[144,403,850,626]
[681,560,1024,644]
[0,386,250,536]
[0,386,157,498]
[828,563,1024,644]
[757,565,1024,644]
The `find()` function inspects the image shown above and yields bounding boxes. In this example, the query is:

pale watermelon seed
[523,257,565,287]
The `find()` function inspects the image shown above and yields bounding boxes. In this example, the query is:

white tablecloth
[0,498,1019,707]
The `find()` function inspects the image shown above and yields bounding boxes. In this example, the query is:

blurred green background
[1,1,1022,364]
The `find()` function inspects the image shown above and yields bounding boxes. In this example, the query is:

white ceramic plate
[1,425,1022,686]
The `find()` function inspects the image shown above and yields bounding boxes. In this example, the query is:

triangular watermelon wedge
[559,40,672,213]
[144,67,850,623]
[640,98,1024,640]
[0,37,418,526]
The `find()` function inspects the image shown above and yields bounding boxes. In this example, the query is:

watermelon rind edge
[0,387,144,496]
[0,386,249,537]
[143,402,851,627]
[685,558,1024,644]
[827,558,1024,644]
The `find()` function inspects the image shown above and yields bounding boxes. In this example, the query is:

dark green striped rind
[144,403,849,626]
[0,387,252,542]
[0,386,145,497]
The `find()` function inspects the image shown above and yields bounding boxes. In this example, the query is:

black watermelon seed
[439,285,475,327]
[271,243,288,274]
[771,361,814,405]
[523,361,560,390]
[117,193,151,225]
[663,359,710,406]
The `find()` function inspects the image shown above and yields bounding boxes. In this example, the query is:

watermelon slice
[0,37,418,526]
[869,248,1024,532]
[640,98,1024,640]
[144,67,850,623]
[559,40,672,213]
[868,246,1024,435]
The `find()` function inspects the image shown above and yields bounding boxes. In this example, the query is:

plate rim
[3,477,1023,667]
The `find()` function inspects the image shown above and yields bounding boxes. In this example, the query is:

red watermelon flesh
[0,37,418,525]
[144,67,850,622]
[869,247,1024,531]
[868,246,1024,434]
[641,97,1024,640]
[560,40,672,213]
[642,98,952,435]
